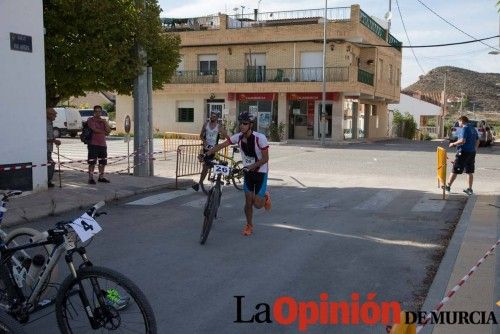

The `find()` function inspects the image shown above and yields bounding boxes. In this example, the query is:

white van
[53,107,83,138]
[79,108,110,124]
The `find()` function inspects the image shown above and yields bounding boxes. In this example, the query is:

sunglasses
[240,122,250,125]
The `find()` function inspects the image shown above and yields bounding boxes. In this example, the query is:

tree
[44,0,180,107]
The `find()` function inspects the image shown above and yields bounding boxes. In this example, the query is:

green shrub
[393,110,417,139]
[269,121,286,142]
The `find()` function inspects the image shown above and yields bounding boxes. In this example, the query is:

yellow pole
[163,132,167,160]
[437,147,447,199]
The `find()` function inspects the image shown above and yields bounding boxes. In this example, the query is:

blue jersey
[457,124,478,152]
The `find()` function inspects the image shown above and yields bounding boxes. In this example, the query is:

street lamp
[320,0,327,146]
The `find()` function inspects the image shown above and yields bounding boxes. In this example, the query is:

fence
[176,144,203,188]
[163,132,202,159]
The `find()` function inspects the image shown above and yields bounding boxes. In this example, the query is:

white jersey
[204,122,219,149]
[229,131,269,173]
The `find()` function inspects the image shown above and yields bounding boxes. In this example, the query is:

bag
[80,123,92,144]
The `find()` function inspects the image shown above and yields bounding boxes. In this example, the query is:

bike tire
[199,186,220,245]
[231,161,244,191]
[3,228,57,301]
[0,310,26,333]
[55,266,157,334]
[199,168,212,195]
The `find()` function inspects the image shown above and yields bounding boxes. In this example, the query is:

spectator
[46,108,61,188]
[87,105,111,184]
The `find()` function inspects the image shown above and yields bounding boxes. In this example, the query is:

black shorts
[203,148,215,161]
[88,145,107,165]
[452,151,475,174]
[243,171,268,197]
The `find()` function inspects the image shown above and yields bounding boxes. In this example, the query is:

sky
[157,0,500,88]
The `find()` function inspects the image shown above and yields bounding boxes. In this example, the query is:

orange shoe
[264,191,272,211]
[242,224,253,236]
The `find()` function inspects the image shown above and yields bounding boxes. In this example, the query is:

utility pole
[320,0,327,146]
[133,0,150,176]
[441,70,447,138]
[385,0,392,42]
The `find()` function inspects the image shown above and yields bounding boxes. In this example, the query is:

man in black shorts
[445,116,479,195]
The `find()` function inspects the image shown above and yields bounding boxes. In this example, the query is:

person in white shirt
[206,111,271,236]
[192,111,227,191]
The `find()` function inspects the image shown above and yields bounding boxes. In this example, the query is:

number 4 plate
[213,165,230,176]
[69,213,102,242]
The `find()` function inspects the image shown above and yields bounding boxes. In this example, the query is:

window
[199,54,217,75]
[245,53,267,82]
[177,100,194,122]
[389,64,394,84]
[176,55,185,76]
[378,59,384,82]
[396,67,400,86]
[178,108,194,122]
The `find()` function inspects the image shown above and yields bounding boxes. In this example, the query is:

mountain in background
[403,66,499,112]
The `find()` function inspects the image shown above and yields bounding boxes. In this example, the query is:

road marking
[411,194,446,212]
[354,190,402,211]
[182,190,241,208]
[126,189,194,205]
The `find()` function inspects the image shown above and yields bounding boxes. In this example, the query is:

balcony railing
[169,70,219,84]
[227,7,350,29]
[388,33,403,51]
[357,69,374,86]
[162,15,220,31]
[359,10,386,40]
[225,67,349,83]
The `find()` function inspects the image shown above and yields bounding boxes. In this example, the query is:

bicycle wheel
[3,228,57,301]
[199,168,212,195]
[200,185,220,245]
[55,266,157,334]
[231,161,244,191]
[0,309,26,333]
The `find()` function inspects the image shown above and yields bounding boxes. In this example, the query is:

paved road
[18,140,499,333]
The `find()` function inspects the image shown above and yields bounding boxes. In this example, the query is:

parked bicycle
[200,157,243,245]
[0,201,157,333]
[199,145,244,194]
[0,191,57,307]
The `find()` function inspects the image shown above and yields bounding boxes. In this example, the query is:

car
[79,108,110,124]
[52,107,82,138]
[448,120,489,146]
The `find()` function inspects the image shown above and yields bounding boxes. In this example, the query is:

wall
[388,93,442,129]
[0,0,47,191]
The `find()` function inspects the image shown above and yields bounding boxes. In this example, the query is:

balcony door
[300,52,322,81]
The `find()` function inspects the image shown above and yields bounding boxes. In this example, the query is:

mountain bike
[0,309,25,333]
[0,201,157,333]
[200,145,244,194]
[0,191,57,305]
[199,158,243,245]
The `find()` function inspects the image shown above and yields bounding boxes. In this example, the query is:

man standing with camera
[87,105,111,184]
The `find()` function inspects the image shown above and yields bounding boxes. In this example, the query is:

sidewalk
[420,194,500,334]
[3,170,192,227]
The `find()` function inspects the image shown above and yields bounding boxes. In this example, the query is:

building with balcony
[116,4,402,141]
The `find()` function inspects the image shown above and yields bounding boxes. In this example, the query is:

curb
[418,195,477,334]
[3,179,193,228]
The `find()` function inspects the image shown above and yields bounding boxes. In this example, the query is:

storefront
[287,92,339,140]
[229,93,278,136]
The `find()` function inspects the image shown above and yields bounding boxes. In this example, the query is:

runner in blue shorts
[206,111,271,236]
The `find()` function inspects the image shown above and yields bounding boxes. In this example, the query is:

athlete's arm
[206,140,231,156]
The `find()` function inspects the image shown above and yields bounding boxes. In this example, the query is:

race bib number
[70,213,102,242]
[243,156,256,166]
[213,165,230,176]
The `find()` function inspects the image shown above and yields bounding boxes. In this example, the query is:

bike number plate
[213,165,230,176]
[69,213,102,242]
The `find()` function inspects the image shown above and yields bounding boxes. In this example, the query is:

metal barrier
[176,144,203,188]
[163,132,202,160]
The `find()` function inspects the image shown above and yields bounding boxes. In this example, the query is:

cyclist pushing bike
[206,111,271,236]
[192,111,228,192]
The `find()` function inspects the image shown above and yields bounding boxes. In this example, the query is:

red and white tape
[0,161,55,172]
[416,239,500,332]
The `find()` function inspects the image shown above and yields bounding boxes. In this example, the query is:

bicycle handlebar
[1,190,22,202]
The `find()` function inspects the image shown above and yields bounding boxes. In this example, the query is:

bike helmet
[238,111,255,123]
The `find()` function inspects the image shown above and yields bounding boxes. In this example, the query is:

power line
[415,0,500,52]
[356,34,499,48]
[402,47,491,60]
[395,0,425,74]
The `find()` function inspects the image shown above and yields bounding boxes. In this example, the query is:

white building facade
[0,0,47,191]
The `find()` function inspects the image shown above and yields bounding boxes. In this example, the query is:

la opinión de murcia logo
[234,293,401,331]
[234,294,498,331]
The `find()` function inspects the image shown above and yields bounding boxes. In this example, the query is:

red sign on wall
[287,92,339,101]
[235,93,276,101]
